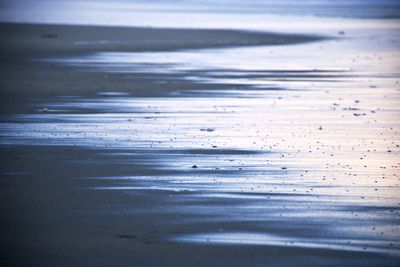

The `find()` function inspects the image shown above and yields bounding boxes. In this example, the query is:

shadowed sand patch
[0,22,326,57]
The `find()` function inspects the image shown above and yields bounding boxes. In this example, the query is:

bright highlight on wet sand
[0,1,400,266]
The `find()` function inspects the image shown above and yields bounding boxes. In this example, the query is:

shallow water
[1,18,400,259]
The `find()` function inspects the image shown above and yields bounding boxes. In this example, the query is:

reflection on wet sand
[1,23,400,265]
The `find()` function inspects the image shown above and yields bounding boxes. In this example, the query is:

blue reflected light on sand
[172,232,400,255]
[1,20,400,257]
[1,88,399,254]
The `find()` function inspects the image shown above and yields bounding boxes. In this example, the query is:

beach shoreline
[0,22,326,115]
[1,20,400,267]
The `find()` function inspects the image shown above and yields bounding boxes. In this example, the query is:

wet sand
[1,22,400,267]
[0,22,323,114]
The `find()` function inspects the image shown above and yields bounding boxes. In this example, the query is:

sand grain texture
[1,21,400,267]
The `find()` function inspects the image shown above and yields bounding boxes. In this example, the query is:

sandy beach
[0,22,323,114]
[1,2,400,266]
